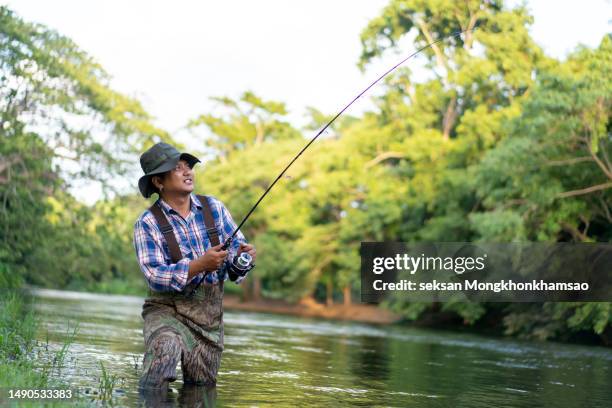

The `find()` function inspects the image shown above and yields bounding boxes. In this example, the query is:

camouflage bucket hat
[138,142,201,198]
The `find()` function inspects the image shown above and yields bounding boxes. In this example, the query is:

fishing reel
[227,252,255,283]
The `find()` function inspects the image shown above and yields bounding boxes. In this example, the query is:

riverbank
[40,281,403,325]
[0,286,87,407]
[223,295,402,324]
[222,296,610,346]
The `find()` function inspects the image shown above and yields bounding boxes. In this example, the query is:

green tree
[348,0,546,321]
[188,91,301,163]
[188,93,304,299]
[0,6,170,287]
[471,35,611,340]
[359,0,546,141]
[472,35,611,242]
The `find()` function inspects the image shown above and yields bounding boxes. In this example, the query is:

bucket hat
[138,142,201,198]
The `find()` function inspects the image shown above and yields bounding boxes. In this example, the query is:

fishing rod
[221,28,475,251]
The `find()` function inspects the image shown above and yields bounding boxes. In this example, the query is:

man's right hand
[187,244,228,281]
[201,244,228,272]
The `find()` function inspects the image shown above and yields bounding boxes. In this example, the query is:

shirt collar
[157,193,202,215]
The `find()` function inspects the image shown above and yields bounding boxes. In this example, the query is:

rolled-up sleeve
[133,218,190,292]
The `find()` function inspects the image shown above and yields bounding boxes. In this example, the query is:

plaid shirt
[133,193,247,292]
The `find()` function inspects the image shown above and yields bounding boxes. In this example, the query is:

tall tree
[472,34,612,242]
[359,0,546,143]
[0,6,170,280]
[470,36,611,341]
[188,93,302,299]
[188,91,301,163]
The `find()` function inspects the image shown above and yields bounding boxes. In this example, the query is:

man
[133,142,255,391]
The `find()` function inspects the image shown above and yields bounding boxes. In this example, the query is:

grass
[1,260,134,407]
[97,361,121,403]
[0,291,42,386]
[0,279,89,407]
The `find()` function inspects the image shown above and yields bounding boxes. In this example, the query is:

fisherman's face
[156,159,195,196]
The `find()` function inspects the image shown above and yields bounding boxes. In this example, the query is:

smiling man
[133,142,256,391]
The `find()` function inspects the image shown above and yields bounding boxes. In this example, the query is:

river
[30,288,612,407]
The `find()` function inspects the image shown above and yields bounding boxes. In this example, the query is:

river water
[30,288,611,407]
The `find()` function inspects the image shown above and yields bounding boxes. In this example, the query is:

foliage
[349,0,609,339]
[188,91,302,161]
[0,2,609,344]
[0,266,84,404]
[0,6,168,294]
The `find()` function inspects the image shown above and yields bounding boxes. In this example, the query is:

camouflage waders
[138,195,225,390]
[139,280,224,389]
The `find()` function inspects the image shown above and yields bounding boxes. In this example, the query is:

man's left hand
[238,243,256,262]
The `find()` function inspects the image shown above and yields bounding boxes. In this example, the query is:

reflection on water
[31,288,612,407]
[138,383,217,408]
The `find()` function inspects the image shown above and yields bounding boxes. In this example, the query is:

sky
[3,0,611,203]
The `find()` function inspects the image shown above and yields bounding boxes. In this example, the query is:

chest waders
[139,195,224,390]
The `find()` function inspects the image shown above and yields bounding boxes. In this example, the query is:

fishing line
[221,27,476,250]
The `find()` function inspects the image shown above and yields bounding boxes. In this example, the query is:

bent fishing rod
[221,28,475,251]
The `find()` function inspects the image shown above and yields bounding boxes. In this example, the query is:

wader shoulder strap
[197,195,220,247]
[196,195,224,291]
[149,203,183,264]
[147,195,219,264]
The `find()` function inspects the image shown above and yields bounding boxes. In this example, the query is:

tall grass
[0,291,43,387]
[0,265,86,407]
[97,361,120,402]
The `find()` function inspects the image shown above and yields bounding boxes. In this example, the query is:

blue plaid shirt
[133,194,247,292]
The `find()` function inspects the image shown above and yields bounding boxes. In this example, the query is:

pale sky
[3,0,611,203]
